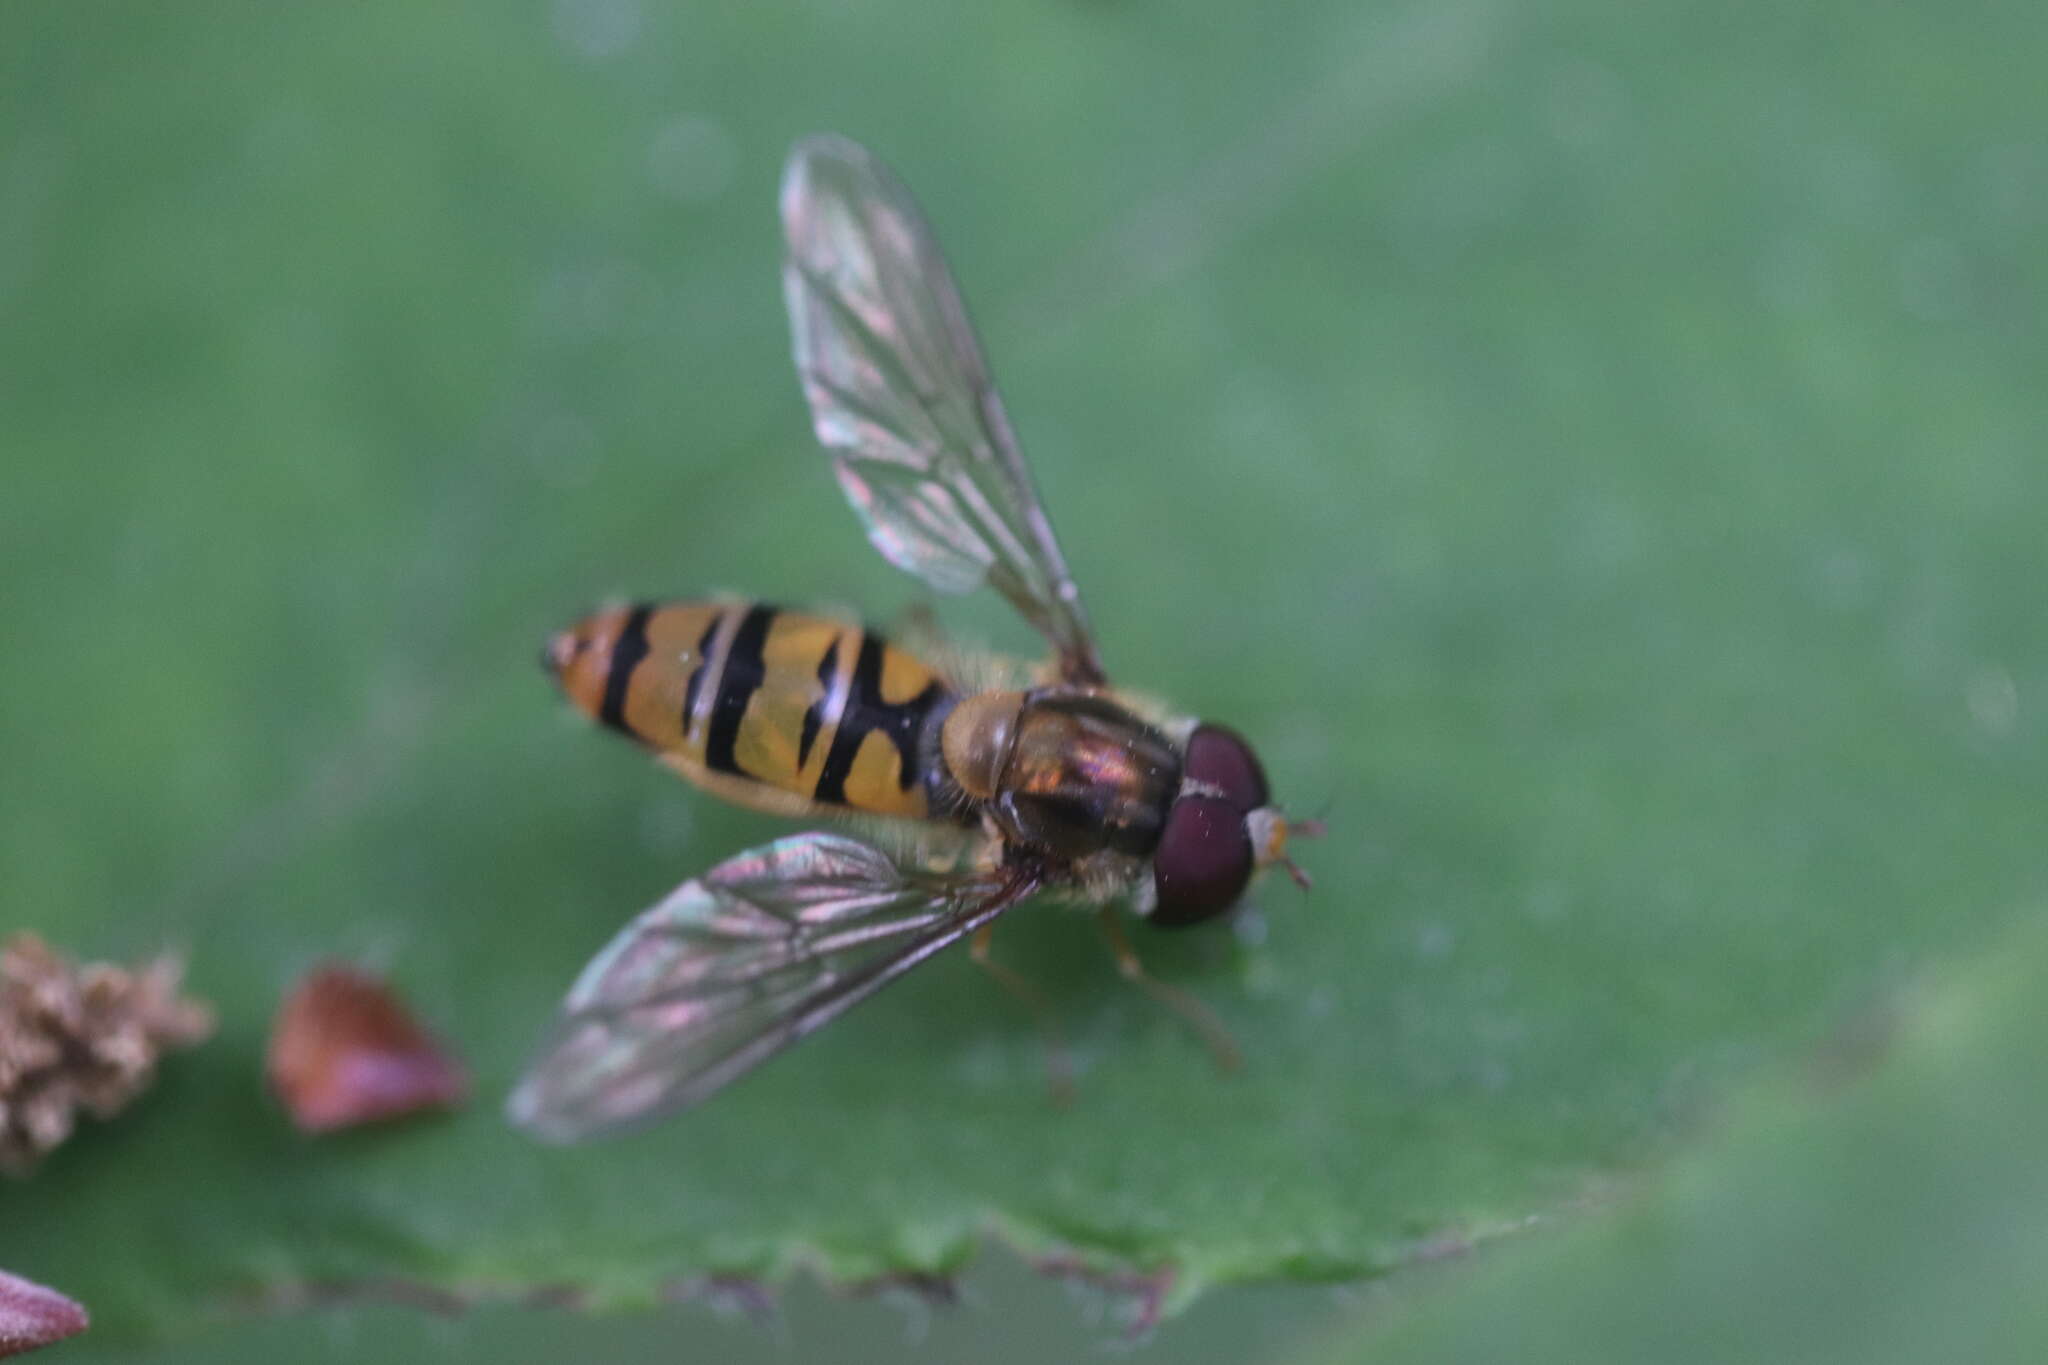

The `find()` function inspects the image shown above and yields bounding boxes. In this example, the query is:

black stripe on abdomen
[702,604,774,776]
[598,604,653,739]
[797,635,838,770]
[680,611,720,733]
[814,632,945,806]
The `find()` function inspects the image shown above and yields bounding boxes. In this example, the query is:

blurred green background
[3,0,2044,1360]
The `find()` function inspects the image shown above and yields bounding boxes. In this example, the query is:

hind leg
[1096,910,1242,1072]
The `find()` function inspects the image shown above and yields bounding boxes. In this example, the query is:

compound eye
[1183,724,1269,811]
[1151,796,1254,928]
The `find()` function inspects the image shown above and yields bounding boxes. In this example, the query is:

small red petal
[266,965,468,1134]
[0,1269,88,1358]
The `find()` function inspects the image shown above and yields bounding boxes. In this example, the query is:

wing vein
[507,832,1037,1142]
[780,134,1107,684]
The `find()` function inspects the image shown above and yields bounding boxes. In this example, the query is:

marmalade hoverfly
[508,135,1311,1142]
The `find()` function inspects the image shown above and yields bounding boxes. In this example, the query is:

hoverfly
[507,135,1310,1142]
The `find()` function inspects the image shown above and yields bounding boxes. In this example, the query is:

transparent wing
[781,134,1107,685]
[506,831,1036,1143]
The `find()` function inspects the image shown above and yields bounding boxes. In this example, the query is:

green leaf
[3,0,2044,1346]
[1304,914,2048,1364]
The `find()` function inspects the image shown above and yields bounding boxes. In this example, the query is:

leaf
[1303,915,2048,1364]
[3,0,2044,1348]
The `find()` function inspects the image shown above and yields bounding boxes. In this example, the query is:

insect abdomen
[546,601,954,820]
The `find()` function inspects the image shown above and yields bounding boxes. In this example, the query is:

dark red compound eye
[1183,724,1269,812]
[1151,795,1255,928]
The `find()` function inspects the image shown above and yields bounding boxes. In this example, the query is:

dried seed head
[0,935,214,1177]
[0,1268,89,1357]
[267,964,468,1133]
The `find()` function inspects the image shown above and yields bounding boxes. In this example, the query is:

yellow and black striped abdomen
[545,601,954,821]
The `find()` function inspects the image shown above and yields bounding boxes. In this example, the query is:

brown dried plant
[0,934,213,1176]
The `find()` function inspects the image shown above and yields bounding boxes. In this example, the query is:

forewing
[506,832,1031,1142]
[781,134,1107,685]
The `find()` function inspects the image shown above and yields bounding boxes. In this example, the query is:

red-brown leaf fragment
[0,1269,87,1358]
[266,965,467,1133]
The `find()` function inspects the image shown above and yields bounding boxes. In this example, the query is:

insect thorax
[942,689,1182,864]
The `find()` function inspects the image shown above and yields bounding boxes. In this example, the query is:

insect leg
[970,922,1075,1106]
[1096,910,1243,1073]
